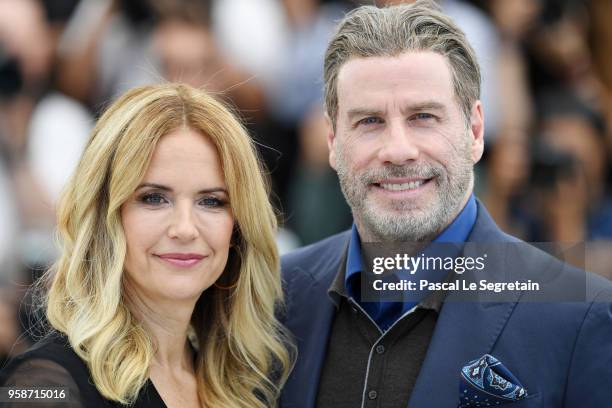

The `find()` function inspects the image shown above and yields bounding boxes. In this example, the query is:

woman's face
[121,128,234,303]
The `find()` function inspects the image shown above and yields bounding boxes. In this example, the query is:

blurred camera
[0,44,22,98]
[530,139,576,189]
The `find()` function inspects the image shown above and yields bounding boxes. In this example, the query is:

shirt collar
[432,193,477,244]
[344,193,478,292]
[346,223,364,286]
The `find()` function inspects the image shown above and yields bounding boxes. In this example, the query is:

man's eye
[357,117,383,126]
[412,113,436,121]
[199,197,227,208]
[139,192,168,205]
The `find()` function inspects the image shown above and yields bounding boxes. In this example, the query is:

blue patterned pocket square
[458,354,527,407]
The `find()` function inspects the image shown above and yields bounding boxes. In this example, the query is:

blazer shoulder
[509,238,612,299]
[281,230,350,282]
[472,201,612,301]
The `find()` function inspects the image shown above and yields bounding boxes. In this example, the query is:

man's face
[328,51,484,242]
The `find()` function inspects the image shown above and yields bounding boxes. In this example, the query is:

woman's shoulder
[1,331,85,378]
[0,331,115,407]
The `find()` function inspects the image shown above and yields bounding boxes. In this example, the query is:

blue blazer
[279,201,612,407]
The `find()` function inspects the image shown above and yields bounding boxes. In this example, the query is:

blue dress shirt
[345,194,478,330]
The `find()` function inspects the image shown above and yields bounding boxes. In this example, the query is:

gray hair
[324,0,481,128]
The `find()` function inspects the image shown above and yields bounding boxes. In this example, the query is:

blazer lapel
[408,201,522,407]
[281,279,336,408]
[281,239,350,408]
[408,299,519,407]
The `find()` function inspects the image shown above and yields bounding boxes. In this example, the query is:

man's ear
[469,100,485,164]
[325,113,337,170]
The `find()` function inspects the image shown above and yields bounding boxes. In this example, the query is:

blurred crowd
[1,0,611,366]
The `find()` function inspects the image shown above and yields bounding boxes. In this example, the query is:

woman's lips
[155,253,205,268]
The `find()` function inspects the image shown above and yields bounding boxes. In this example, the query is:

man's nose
[168,203,199,241]
[377,121,420,164]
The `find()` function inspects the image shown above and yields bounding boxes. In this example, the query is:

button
[376,345,385,354]
[368,390,377,400]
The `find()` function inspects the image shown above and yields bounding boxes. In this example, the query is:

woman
[0,84,294,407]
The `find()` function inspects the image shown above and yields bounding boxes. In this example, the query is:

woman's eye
[140,192,168,205]
[199,197,226,208]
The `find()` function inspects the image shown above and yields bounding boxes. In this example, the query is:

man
[279,1,612,407]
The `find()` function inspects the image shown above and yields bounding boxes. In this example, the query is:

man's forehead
[337,51,452,83]
[336,51,455,113]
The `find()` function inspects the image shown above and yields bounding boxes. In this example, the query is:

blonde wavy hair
[45,84,294,407]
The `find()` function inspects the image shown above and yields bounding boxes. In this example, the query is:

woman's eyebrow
[135,182,228,195]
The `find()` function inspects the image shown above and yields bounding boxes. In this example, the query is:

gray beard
[335,145,473,243]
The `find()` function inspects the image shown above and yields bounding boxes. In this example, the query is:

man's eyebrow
[135,182,228,195]
[346,108,385,121]
[345,102,447,120]
[402,101,447,114]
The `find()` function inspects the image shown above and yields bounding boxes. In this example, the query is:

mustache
[359,164,443,184]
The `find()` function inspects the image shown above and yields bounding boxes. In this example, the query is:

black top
[0,332,166,407]
[315,254,448,408]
